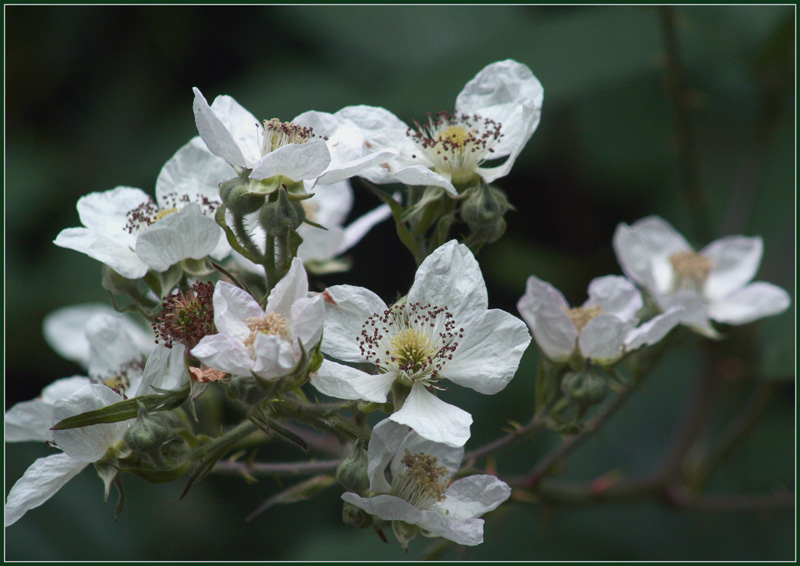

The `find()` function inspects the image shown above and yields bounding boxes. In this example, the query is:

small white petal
[389,384,472,448]
[250,139,331,182]
[135,203,221,271]
[40,376,94,405]
[440,474,511,520]
[408,241,488,326]
[585,275,642,321]
[579,314,631,362]
[155,136,232,206]
[4,454,88,527]
[213,281,263,341]
[702,236,763,301]
[297,224,346,262]
[367,419,415,494]
[320,285,388,363]
[135,343,186,397]
[251,334,296,379]
[309,360,395,403]
[708,282,791,325]
[53,227,149,280]
[266,258,309,320]
[517,276,577,362]
[191,333,253,378]
[291,294,325,354]
[43,305,120,367]
[52,384,128,462]
[192,87,249,169]
[85,313,151,378]
[624,307,683,351]
[443,309,530,394]
[5,401,55,443]
[303,179,353,228]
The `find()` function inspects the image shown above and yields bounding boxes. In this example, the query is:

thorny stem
[462,413,547,464]
[213,458,341,478]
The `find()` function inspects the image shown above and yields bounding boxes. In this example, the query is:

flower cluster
[5,58,791,557]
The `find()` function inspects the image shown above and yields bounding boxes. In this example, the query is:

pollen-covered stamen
[262,118,316,154]
[243,312,291,357]
[407,111,503,175]
[669,250,714,292]
[358,302,463,386]
[564,305,605,333]
[390,450,449,510]
[90,358,145,399]
[153,281,216,349]
[124,193,218,234]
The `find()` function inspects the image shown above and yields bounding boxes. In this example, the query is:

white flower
[336,59,543,195]
[5,376,91,443]
[190,258,324,380]
[192,88,393,191]
[5,384,130,527]
[342,419,510,548]
[310,240,531,447]
[517,275,684,365]
[54,137,231,279]
[613,216,791,335]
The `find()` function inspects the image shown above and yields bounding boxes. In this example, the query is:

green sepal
[214,203,262,264]
[120,461,192,484]
[51,386,190,431]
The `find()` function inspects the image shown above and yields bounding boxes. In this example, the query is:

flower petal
[155,136,232,207]
[701,236,763,301]
[320,285,388,363]
[440,474,511,520]
[4,453,88,527]
[443,309,530,394]
[266,258,309,320]
[135,203,222,271]
[5,401,56,443]
[309,360,395,403]
[213,281,263,341]
[134,343,186,397]
[585,275,642,321]
[367,419,416,493]
[297,224,346,262]
[408,241,488,327]
[43,304,122,367]
[389,384,472,448]
[302,179,353,228]
[190,333,254,378]
[84,312,152,378]
[708,282,791,325]
[291,294,325,354]
[250,139,331,182]
[251,334,296,379]
[192,87,251,169]
[517,275,577,362]
[624,307,683,351]
[52,384,128,462]
[53,227,149,280]
[579,314,631,362]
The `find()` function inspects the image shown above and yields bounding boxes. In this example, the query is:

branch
[213,458,342,478]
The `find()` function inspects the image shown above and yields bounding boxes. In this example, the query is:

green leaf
[245,474,337,522]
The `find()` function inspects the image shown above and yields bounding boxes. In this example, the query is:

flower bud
[123,411,180,463]
[342,502,372,529]
[259,186,305,236]
[336,440,370,494]
[459,184,512,231]
[220,174,266,216]
[561,363,607,407]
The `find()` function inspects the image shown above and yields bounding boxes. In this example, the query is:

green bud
[259,186,305,236]
[342,502,373,529]
[220,174,266,215]
[123,411,179,463]
[459,184,512,231]
[392,520,420,551]
[102,265,141,295]
[336,440,370,494]
[561,363,607,407]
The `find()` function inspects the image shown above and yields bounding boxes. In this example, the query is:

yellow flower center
[243,312,291,356]
[669,250,713,292]
[391,450,448,510]
[564,305,605,333]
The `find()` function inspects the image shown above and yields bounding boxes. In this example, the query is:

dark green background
[5,5,795,560]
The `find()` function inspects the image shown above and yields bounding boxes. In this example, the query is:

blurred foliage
[4,5,795,561]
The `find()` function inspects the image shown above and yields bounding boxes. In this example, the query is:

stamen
[124,193,218,234]
[153,281,216,349]
[262,118,315,154]
[669,250,713,292]
[564,305,605,333]
[243,312,291,356]
[391,449,448,510]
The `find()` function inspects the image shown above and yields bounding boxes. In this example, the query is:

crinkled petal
[250,139,331,182]
[266,258,309,320]
[586,275,642,320]
[52,384,128,462]
[408,241,488,327]
[309,360,395,403]
[440,474,511,520]
[213,281,263,341]
[579,314,632,362]
[517,276,577,362]
[317,148,398,186]
[443,309,530,394]
[135,203,221,271]
[155,136,232,206]
[624,307,683,351]
[701,236,763,301]
[251,334,296,379]
[43,304,121,367]
[456,59,544,159]
[134,343,186,396]
[320,285,388,363]
[191,333,253,378]
[4,454,88,527]
[389,384,472,448]
[5,401,56,443]
[85,312,152,378]
[708,282,791,325]
[192,88,251,168]
[367,419,416,493]
[291,294,325,353]
[53,227,149,280]
[613,216,690,294]
[40,376,94,405]
[341,493,485,546]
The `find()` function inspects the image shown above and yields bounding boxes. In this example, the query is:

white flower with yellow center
[310,240,531,447]
[190,258,324,381]
[54,137,231,279]
[192,88,394,193]
[517,275,683,365]
[613,216,791,336]
[342,419,510,549]
[336,59,543,195]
